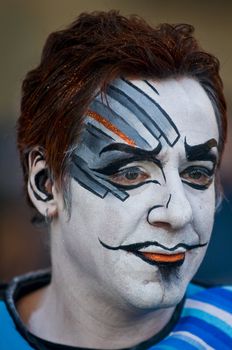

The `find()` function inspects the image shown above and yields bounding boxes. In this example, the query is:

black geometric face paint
[182,138,218,190]
[30,169,53,202]
[70,78,180,200]
[99,238,208,268]
[29,152,53,202]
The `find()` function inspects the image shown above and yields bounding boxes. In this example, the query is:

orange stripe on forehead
[87,110,136,146]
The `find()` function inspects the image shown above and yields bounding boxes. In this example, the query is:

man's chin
[116,277,187,312]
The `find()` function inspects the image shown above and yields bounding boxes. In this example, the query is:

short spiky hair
[17,10,227,209]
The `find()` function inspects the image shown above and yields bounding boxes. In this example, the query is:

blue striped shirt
[153,285,232,350]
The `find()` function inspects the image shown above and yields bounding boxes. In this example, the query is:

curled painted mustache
[99,239,208,252]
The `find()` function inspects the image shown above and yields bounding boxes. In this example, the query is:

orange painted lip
[140,252,185,263]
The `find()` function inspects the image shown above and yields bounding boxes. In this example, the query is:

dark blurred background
[0,0,231,284]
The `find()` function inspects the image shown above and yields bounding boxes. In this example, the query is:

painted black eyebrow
[95,142,163,176]
[184,138,218,164]
[91,156,160,175]
[99,142,162,157]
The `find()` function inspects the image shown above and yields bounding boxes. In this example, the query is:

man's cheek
[191,189,215,240]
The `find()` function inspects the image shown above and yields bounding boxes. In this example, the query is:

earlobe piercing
[45,208,52,225]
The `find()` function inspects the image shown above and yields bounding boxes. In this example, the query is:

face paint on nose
[70,78,180,200]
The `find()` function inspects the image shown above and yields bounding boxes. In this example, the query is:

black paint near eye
[181,166,214,190]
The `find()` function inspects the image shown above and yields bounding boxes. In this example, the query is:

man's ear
[27,148,58,219]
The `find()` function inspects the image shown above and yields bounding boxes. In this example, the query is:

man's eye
[180,166,214,189]
[109,167,150,186]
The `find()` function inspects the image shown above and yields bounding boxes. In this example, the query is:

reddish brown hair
[17,10,227,208]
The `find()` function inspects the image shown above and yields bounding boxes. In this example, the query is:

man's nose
[147,175,193,231]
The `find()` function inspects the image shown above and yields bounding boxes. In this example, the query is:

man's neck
[17,271,176,349]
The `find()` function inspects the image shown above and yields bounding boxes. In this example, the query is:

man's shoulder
[186,283,232,311]
[160,284,232,349]
[184,284,232,328]
[0,299,34,349]
[0,270,51,350]
[153,284,232,349]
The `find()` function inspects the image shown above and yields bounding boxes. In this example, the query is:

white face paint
[57,77,219,311]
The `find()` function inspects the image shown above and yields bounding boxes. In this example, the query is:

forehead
[71,78,219,201]
[138,77,219,144]
[81,77,219,151]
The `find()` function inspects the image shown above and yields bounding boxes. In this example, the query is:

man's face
[57,77,219,310]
